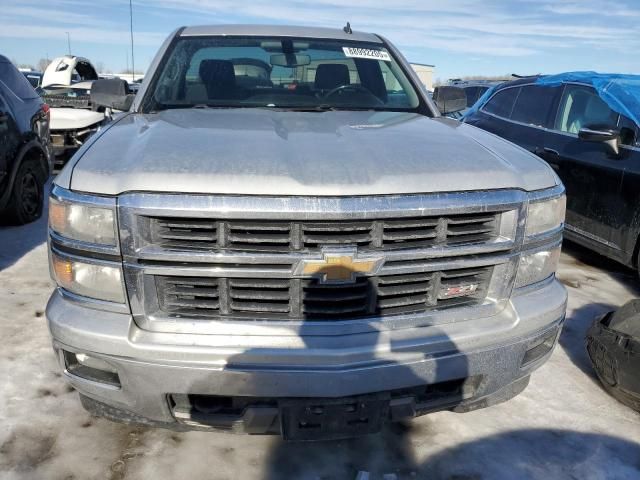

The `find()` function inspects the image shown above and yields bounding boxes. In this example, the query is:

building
[410,63,435,92]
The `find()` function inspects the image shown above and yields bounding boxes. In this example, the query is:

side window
[510,85,556,127]
[464,87,488,108]
[481,87,519,119]
[555,85,618,134]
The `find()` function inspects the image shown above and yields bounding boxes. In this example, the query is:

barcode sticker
[342,47,391,61]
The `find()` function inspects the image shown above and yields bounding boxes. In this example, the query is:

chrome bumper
[47,279,567,428]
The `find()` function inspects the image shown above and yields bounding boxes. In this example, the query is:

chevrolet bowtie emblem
[295,248,384,284]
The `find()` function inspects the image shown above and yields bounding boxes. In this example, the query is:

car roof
[492,76,544,90]
[179,24,383,43]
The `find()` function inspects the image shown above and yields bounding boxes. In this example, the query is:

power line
[129,0,135,80]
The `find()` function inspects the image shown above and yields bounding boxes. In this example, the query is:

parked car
[0,55,51,224]
[464,73,640,274]
[46,25,567,440]
[40,56,106,169]
[21,70,43,89]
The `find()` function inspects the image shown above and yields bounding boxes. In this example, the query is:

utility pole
[65,32,71,55]
[129,0,135,81]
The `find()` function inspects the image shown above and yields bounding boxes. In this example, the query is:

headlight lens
[515,247,561,288]
[49,198,117,245]
[51,253,125,303]
[525,195,566,237]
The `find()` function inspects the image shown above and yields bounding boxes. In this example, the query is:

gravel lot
[1,198,639,480]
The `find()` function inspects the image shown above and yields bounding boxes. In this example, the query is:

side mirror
[433,86,467,115]
[90,78,135,111]
[578,125,620,156]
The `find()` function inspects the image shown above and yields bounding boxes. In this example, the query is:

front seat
[199,59,238,100]
[314,64,350,92]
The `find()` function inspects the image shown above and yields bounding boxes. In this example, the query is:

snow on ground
[0,209,639,480]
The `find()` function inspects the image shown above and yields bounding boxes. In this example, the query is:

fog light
[522,329,558,367]
[63,351,120,387]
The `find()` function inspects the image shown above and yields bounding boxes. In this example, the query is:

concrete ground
[1,205,639,480]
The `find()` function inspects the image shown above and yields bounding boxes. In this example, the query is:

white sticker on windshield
[342,47,391,61]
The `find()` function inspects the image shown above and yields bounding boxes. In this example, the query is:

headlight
[49,197,117,246]
[525,195,566,237]
[515,247,561,288]
[51,252,125,303]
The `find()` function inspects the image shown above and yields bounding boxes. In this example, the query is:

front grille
[155,266,492,321]
[148,212,499,253]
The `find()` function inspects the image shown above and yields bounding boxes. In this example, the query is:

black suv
[0,55,51,224]
[464,75,640,273]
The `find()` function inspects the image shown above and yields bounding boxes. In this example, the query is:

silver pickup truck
[46,25,567,440]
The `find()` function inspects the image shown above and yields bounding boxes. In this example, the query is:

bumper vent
[148,213,499,253]
[155,266,492,321]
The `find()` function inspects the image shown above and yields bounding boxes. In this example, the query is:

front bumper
[47,279,567,434]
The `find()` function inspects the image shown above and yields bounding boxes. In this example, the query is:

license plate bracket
[280,396,389,441]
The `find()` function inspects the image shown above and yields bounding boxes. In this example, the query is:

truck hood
[66,109,558,196]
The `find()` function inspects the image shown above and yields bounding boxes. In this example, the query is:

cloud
[137,0,639,56]
[3,0,640,72]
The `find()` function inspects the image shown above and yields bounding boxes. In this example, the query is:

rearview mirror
[578,125,620,156]
[90,78,135,111]
[270,54,311,67]
[433,86,467,115]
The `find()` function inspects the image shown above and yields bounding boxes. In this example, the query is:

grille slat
[227,233,292,244]
[230,289,290,301]
[230,301,291,313]
[148,211,500,252]
[303,233,372,245]
[165,286,220,298]
[377,294,429,309]
[382,230,438,241]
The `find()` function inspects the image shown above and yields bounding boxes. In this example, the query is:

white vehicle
[41,56,106,168]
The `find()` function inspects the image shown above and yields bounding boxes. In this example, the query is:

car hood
[65,109,558,196]
[50,108,104,130]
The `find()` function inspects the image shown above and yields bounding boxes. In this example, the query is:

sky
[1,0,639,81]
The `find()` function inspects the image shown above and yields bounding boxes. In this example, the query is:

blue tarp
[536,72,640,127]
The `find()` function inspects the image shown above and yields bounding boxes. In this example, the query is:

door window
[555,85,618,134]
[510,85,556,127]
[481,87,518,119]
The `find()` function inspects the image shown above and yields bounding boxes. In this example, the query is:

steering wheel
[323,84,383,105]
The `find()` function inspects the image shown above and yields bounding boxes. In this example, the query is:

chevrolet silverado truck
[46,25,567,441]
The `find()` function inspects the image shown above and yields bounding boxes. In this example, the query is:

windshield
[143,36,420,112]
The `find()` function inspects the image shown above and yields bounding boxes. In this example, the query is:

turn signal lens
[51,253,125,303]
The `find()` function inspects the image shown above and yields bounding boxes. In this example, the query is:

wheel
[1,156,45,225]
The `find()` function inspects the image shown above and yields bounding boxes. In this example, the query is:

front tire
[1,157,45,225]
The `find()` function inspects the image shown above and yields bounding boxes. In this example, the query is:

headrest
[199,60,236,90]
[314,64,350,90]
